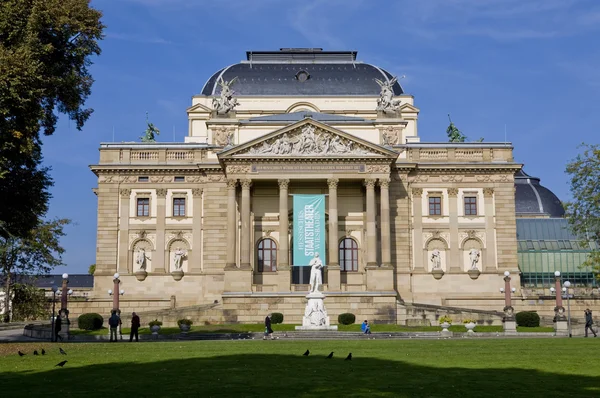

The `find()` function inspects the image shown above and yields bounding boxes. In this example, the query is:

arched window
[339,238,358,272]
[257,238,277,272]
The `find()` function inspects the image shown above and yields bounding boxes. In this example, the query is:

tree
[564,143,600,279]
[1,218,69,322]
[11,283,49,321]
[88,264,95,275]
[446,114,466,142]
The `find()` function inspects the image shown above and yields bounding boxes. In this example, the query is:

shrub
[149,319,163,327]
[178,319,193,326]
[462,318,477,324]
[516,311,540,327]
[78,313,104,330]
[439,315,453,324]
[338,313,356,325]
[270,312,284,324]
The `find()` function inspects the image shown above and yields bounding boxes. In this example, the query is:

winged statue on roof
[374,76,402,113]
[212,76,240,115]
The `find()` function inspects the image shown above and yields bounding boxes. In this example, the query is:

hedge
[78,313,104,330]
[338,313,356,325]
[516,311,540,327]
[270,313,284,324]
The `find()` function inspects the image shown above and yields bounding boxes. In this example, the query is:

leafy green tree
[11,283,49,321]
[446,114,466,143]
[1,218,70,322]
[565,143,600,279]
[88,264,96,275]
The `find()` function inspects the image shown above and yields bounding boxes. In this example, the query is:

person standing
[263,314,274,340]
[54,314,63,342]
[108,310,120,342]
[130,312,141,342]
[585,309,597,338]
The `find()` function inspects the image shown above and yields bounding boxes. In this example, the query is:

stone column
[448,188,460,272]
[118,189,131,273]
[191,188,203,272]
[365,179,377,268]
[225,179,238,269]
[483,188,496,272]
[327,178,341,291]
[412,188,424,271]
[155,188,167,273]
[240,179,252,270]
[379,178,392,267]
[277,179,291,292]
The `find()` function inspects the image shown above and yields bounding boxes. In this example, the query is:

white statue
[469,249,480,270]
[304,298,328,326]
[173,247,187,270]
[136,248,147,271]
[308,253,324,293]
[431,249,442,270]
[375,76,402,113]
[212,76,239,115]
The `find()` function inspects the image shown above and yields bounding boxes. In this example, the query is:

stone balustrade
[404,144,513,163]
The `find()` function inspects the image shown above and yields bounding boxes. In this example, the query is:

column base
[366,266,394,290]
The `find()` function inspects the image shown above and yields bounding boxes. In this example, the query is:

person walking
[263,314,275,340]
[54,314,63,342]
[108,310,120,342]
[130,312,141,342]
[585,309,597,338]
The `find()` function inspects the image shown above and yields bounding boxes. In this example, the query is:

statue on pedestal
[308,253,323,293]
[173,247,187,270]
[136,248,148,271]
[469,249,480,270]
[212,76,239,115]
[375,76,401,113]
[431,249,442,270]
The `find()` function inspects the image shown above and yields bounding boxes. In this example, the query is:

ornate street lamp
[500,271,517,334]
[58,273,70,339]
[563,281,572,338]
[50,285,58,342]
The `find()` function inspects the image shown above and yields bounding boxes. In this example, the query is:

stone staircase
[178,331,442,341]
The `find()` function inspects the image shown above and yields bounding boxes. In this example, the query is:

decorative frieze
[366,165,390,173]
[227,165,251,174]
[441,175,463,183]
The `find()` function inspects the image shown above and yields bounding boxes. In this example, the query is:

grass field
[1,339,598,397]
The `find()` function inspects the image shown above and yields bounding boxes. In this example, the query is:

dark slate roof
[240,111,369,123]
[0,274,94,289]
[514,169,565,218]
[200,49,403,97]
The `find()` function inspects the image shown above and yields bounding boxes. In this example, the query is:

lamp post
[50,285,58,342]
[108,274,125,339]
[550,271,569,337]
[58,273,70,339]
[500,271,517,334]
[563,281,572,338]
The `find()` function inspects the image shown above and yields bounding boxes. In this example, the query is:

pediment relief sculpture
[242,124,378,157]
[213,127,235,146]
[381,127,400,146]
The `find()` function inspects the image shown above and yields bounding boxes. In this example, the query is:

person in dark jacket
[54,314,63,342]
[585,309,597,337]
[108,310,120,342]
[130,312,141,342]
[263,314,274,340]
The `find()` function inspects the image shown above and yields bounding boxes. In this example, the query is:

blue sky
[42,0,600,274]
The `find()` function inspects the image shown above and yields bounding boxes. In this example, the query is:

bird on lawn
[345,353,352,361]
[41,349,46,355]
[303,350,310,356]
[59,348,67,355]
[326,352,334,359]
[33,350,39,356]
[18,351,25,357]
[55,360,68,367]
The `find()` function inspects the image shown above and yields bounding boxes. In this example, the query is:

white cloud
[105,32,173,45]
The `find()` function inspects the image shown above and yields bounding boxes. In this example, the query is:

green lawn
[69,323,554,336]
[1,339,598,397]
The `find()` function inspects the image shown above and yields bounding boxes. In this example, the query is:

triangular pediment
[399,103,419,113]
[218,119,399,160]
[186,103,213,113]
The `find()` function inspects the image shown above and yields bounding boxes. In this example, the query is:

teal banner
[293,194,326,266]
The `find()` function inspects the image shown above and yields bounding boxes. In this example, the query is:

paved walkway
[0,328,47,343]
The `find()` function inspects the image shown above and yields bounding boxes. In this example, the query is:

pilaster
[364,178,377,268]
[277,179,291,292]
[154,188,167,273]
[191,188,203,272]
[240,179,252,270]
[327,178,341,291]
[379,178,392,267]
[483,187,496,271]
[118,189,131,274]
[412,188,424,271]
[448,188,460,272]
[225,179,238,269]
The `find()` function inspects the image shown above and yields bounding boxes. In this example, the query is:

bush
[516,311,540,327]
[270,313,284,324]
[439,315,453,324]
[149,319,163,327]
[338,313,356,325]
[78,313,104,330]
[177,319,193,326]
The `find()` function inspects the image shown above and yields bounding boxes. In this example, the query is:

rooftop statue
[375,76,401,113]
[212,76,240,115]
[140,112,160,142]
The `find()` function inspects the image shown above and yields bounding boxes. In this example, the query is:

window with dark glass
[174,176,185,182]
[257,238,277,272]
[339,238,358,272]
[138,176,149,182]
[429,196,442,215]
[136,198,150,217]
[464,196,477,215]
[173,198,186,217]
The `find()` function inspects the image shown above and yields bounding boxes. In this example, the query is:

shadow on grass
[1,351,598,398]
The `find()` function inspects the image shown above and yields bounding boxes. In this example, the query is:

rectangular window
[174,176,185,182]
[138,176,149,182]
[173,198,186,217]
[428,197,442,216]
[136,198,150,217]
[464,196,478,215]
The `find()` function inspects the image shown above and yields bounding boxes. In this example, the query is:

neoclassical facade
[91,49,522,323]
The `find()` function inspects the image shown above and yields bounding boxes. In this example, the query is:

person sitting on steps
[361,319,372,335]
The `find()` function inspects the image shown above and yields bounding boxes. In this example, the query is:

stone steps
[177,331,442,341]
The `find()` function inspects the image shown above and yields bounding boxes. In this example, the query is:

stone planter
[179,324,191,333]
[150,325,161,335]
[467,269,481,280]
[171,270,184,281]
[135,270,148,281]
[432,269,445,280]
[465,322,476,333]
[440,322,452,337]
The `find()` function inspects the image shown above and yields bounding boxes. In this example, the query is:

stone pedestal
[171,270,184,281]
[554,320,569,336]
[295,291,338,331]
[366,266,394,291]
[503,319,517,335]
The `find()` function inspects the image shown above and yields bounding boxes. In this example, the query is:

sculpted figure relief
[375,76,402,113]
[212,77,240,115]
[173,247,187,270]
[213,128,234,146]
[304,298,328,327]
[431,249,442,270]
[469,249,480,270]
[308,253,324,293]
[381,127,400,146]
[136,248,148,271]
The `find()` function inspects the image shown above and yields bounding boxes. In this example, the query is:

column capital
[240,179,252,189]
[447,188,459,197]
[119,189,131,198]
[378,178,390,188]
[483,187,494,197]
[156,188,167,198]
[278,179,290,190]
[363,178,377,189]
[227,179,238,189]
[327,178,339,189]
[192,188,203,197]
[412,188,423,197]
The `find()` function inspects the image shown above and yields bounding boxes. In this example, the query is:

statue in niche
[431,249,442,270]
[308,253,324,293]
[136,248,148,271]
[375,76,402,113]
[173,247,187,270]
[212,76,239,115]
[469,248,480,270]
